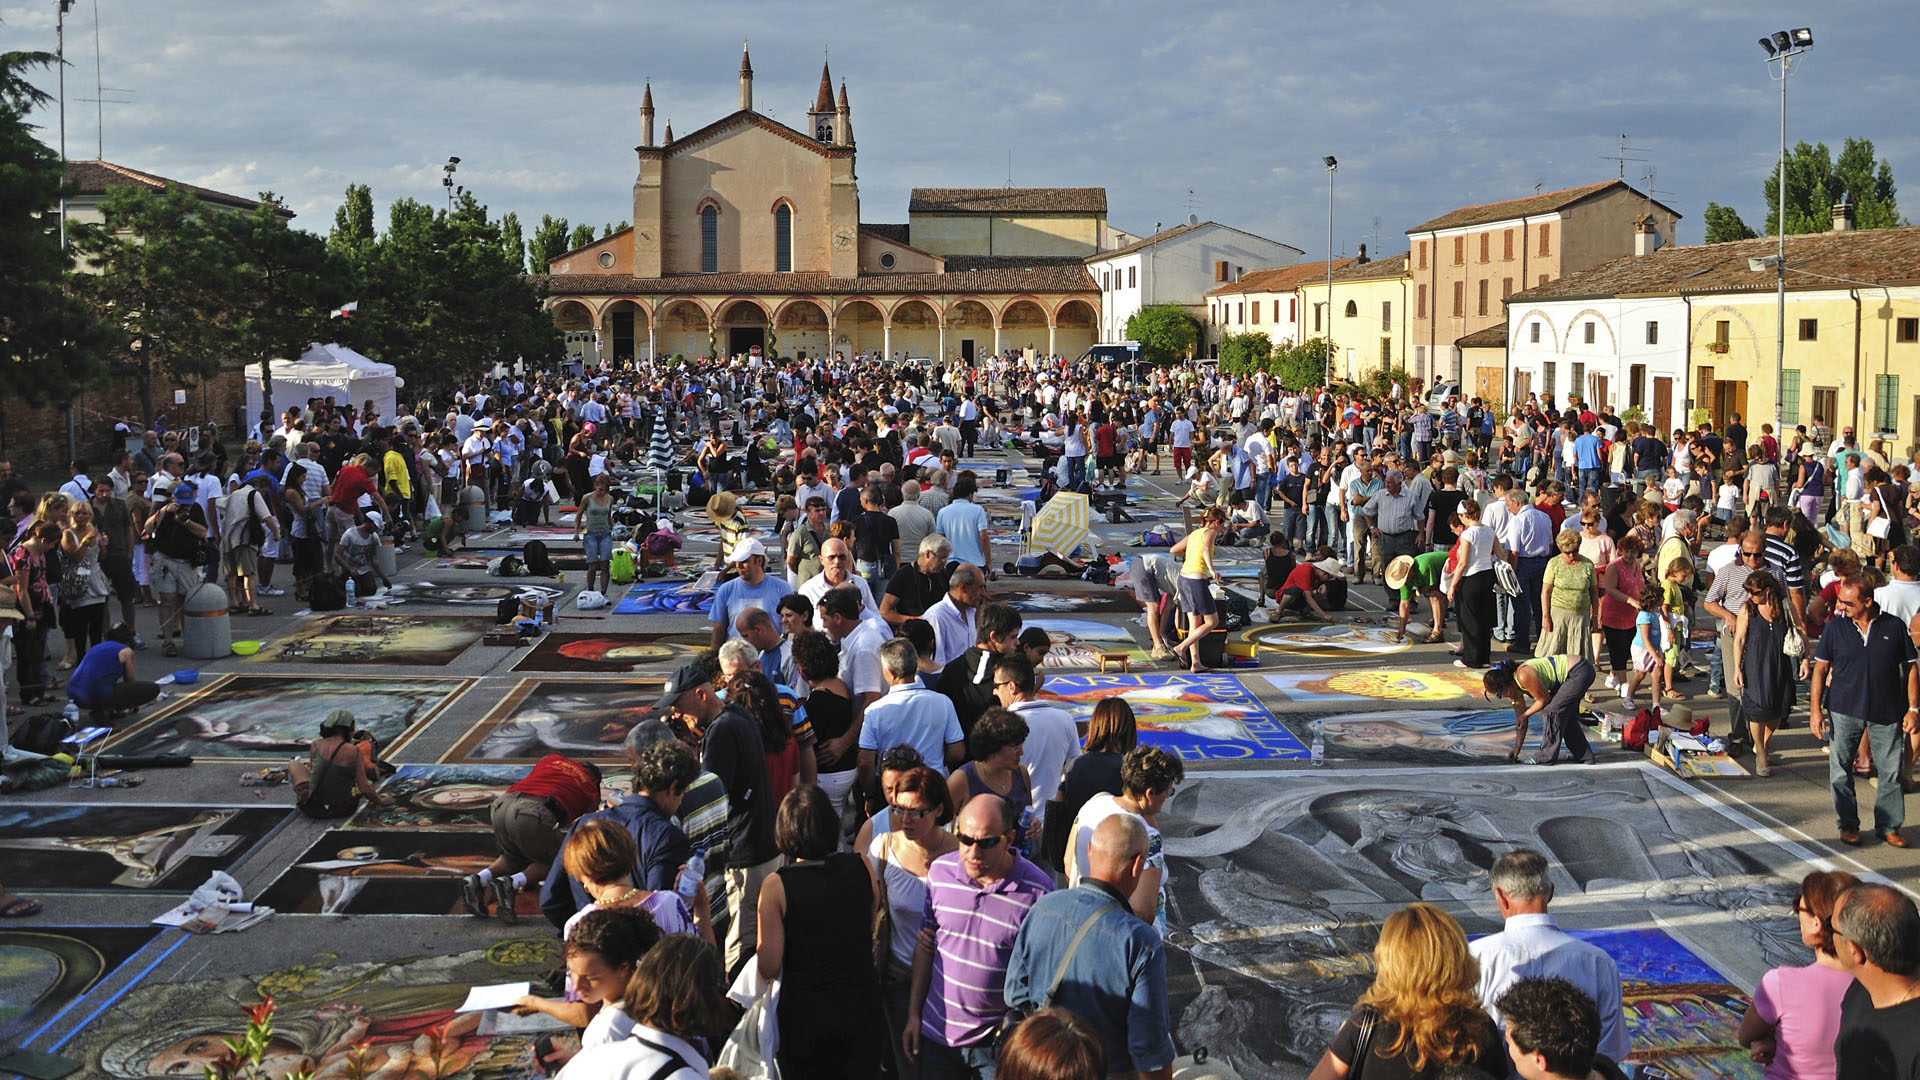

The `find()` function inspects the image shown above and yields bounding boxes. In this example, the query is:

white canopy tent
[244,343,401,428]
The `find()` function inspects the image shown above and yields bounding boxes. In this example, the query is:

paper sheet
[457,982,531,1012]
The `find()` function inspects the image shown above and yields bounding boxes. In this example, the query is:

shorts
[226,545,260,579]
[1096,454,1120,470]
[582,530,613,563]
[1176,574,1216,616]
[152,553,199,597]
[490,791,563,871]
[1631,646,1661,674]
[1130,567,1166,607]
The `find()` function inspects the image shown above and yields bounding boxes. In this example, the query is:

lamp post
[1759,27,1812,438]
[1323,156,1337,384]
[58,0,75,460]
[442,156,461,210]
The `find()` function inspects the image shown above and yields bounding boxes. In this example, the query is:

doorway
[1653,377,1672,435]
[727,327,765,359]
[960,338,976,363]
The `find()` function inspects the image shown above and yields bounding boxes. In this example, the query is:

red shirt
[1535,497,1567,533]
[330,464,377,510]
[1094,424,1119,457]
[507,754,600,821]
[1281,563,1318,593]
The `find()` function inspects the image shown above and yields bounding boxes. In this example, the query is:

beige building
[1406,180,1679,388]
[1205,258,1355,346]
[544,51,1101,365]
[1297,254,1413,382]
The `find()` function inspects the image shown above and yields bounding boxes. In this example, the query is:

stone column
[883,321,892,364]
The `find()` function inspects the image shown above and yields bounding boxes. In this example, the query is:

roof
[638,111,850,159]
[1407,180,1677,234]
[942,254,1088,271]
[64,159,291,216]
[552,225,633,262]
[1089,220,1303,263]
[861,223,910,244]
[1327,253,1410,283]
[908,188,1107,215]
[544,262,1097,297]
[1509,225,1920,303]
[1206,258,1356,297]
[1455,323,1508,348]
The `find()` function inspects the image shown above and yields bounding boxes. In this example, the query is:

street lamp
[1323,156,1337,383]
[442,156,461,210]
[1759,27,1811,438]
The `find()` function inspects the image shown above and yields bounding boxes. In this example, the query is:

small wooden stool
[1096,650,1131,674]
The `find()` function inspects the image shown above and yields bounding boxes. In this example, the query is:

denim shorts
[582,530,612,562]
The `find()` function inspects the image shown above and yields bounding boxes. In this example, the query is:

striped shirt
[919,851,1053,1047]
[1764,534,1808,594]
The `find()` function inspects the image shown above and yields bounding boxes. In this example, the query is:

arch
[1344,300,1359,318]
[656,298,711,360]
[772,200,794,274]
[836,297,886,357]
[998,296,1050,328]
[1513,309,1560,351]
[1689,304,1764,351]
[1052,297,1098,326]
[888,297,941,361]
[772,296,831,326]
[714,296,772,324]
[1558,307,1617,352]
[945,297,994,329]
[549,299,595,332]
[600,298,651,365]
[1052,297,1098,360]
[886,297,940,326]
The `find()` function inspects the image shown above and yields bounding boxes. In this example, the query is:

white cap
[730,537,766,563]
[364,511,385,529]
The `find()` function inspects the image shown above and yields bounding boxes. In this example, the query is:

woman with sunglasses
[868,765,957,1078]
[1731,569,1805,777]
[1735,870,1859,1079]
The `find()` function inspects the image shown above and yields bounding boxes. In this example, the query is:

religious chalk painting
[253,614,491,666]
[995,588,1142,614]
[1158,765,1813,1079]
[1241,623,1410,656]
[115,675,472,762]
[381,581,566,607]
[1263,669,1487,703]
[613,581,715,615]
[441,678,668,764]
[1037,673,1305,759]
[511,632,711,673]
[67,939,573,1077]
[257,830,539,917]
[0,804,291,891]
[0,926,163,1043]
[349,765,631,831]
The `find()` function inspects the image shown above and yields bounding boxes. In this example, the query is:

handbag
[1493,559,1521,597]
[1782,623,1808,659]
[870,835,895,986]
[994,903,1108,1050]
[1347,1005,1381,1078]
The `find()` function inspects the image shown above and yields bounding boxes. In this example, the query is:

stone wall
[1,363,249,475]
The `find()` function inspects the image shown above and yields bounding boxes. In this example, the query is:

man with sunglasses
[1811,579,1920,848]
[1703,531,1774,756]
[907,792,1053,1080]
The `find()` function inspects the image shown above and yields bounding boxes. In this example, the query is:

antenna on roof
[81,0,131,160]
[1185,189,1198,223]
[1366,217,1383,255]
[1006,149,1012,188]
[1535,181,1544,195]
[1601,132,1650,180]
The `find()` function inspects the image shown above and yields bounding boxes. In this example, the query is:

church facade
[543,49,1103,365]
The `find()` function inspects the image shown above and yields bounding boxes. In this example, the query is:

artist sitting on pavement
[333,510,393,598]
[289,709,394,819]
[66,623,160,719]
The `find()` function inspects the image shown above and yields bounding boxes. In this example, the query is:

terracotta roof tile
[908,188,1107,214]
[64,159,289,215]
[1455,324,1508,348]
[544,262,1097,297]
[1509,226,1920,303]
[1408,180,1658,234]
[1206,258,1356,297]
[1328,253,1410,282]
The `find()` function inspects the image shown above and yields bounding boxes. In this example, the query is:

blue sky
[8,1,1913,260]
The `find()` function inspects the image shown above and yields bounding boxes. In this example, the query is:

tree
[1272,338,1331,391]
[1761,137,1902,236]
[528,214,571,271]
[328,183,377,266]
[567,223,596,251]
[0,48,113,423]
[216,197,351,426]
[498,211,525,274]
[1123,304,1196,365]
[1217,332,1271,375]
[1703,202,1757,244]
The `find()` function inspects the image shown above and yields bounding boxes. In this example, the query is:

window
[1452,281,1464,317]
[1571,363,1585,397]
[1900,317,1919,343]
[1103,271,1111,291]
[1250,301,1260,325]
[1453,236,1465,265]
[1273,300,1281,323]
[1503,229,1514,260]
[1715,320,1730,345]
[1237,302,1245,323]
[1813,387,1838,428]
[1877,374,1901,433]
[1584,322,1596,345]
[1314,303,1323,332]
[1780,369,1801,426]
[1530,322,1541,344]
[879,251,895,270]
[1538,223,1551,256]
[1417,241,1428,269]
[1629,364,1645,407]
[773,204,793,272]
[1479,233,1490,263]
[1537,274,1548,286]
[1543,362,1557,400]
[1344,300,1358,317]
[1416,284,1427,318]
[1502,277,1513,299]
[1128,266,1137,288]
[1645,321,1659,345]
[1415,345,1427,372]
[700,205,718,273]
[1381,301,1392,332]
[1798,318,1818,341]
[1381,337,1392,365]
[1215,261,1229,282]
[1477,280,1488,317]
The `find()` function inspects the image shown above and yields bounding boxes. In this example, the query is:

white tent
[244,343,400,428]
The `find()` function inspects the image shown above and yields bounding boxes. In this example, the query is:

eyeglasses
[991,680,1017,691]
[954,831,1005,850]
[1740,551,1765,559]
[889,803,934,820]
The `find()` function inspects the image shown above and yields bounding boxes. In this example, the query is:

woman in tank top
[946,708,1037,854]
[574,473,616,595]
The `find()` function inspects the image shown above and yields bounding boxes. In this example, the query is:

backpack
[8,713,74,756]
[495,595,520,624]
[1217,590,1254,630]
[609,547,637,584]
[1623,707,1661,751]
[309,574,347,612]
[521,540,554,577]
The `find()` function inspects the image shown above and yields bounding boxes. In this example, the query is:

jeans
[1495,592,1514,640]
[1535,657,1598,764]
[1320,505,1346,559]
[1512,555,1550,650]
[1065,454,1087,489]
[1828,711,1906,834]
[920,1039,997,1080]
[1254,473,1273,511]
[1578,467,1604,502]
[1280,507,1307,548]
[1707,625,1727,696]
[857,558,895,597]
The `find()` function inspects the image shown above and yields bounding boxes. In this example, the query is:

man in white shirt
[994,651,1080,816]
[818,583,891,724]
[799,538,882,629]
[923,563,986,666]
[1471,849,1630,1064]
[1877,544,1920,628]
[856,637,963,782]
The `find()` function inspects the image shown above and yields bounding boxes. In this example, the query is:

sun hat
[1384,555,1416,590]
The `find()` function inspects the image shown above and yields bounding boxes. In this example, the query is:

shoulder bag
[994,902,1109,1050]
[1346,1004,1380,1079]
[869,836,895,986]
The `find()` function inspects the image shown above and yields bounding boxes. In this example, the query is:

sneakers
[1149,646,1178,661]
[1603,674,1617,690]
[132,634,148,651]
[259,586,285,597]
[1619,690,1637,710]
[490,877,518,925]
[459,875,488,917]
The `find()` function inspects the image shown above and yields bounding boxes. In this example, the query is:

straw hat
[1384,555,1416,590]
[707,491,738,523]
[0,585,23,622]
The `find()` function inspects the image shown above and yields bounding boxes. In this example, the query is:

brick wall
[1,362,249,475]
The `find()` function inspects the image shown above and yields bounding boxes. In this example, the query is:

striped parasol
[648,406,675,472]
[1028,492,1090,557]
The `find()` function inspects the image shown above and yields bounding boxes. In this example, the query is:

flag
[330,301,360,319]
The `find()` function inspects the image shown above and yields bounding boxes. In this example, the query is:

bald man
[798,536,881,630]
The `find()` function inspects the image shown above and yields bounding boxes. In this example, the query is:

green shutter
[1780,369,1800,427]
[1877,374,1900,434]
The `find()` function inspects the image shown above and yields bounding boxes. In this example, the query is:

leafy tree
[528,214,571,270]
[1123,304,1196,365]
[567,223,596,251]
[0,48,113,419]
[328,182,376,266]
[71,185,240,426]
[1703,202,1758,244]
[1272,338,1332,391]
[498,211,525,274]
[1761,137,1902,236]
[215,197,351,425]
[1217,332,1271,375]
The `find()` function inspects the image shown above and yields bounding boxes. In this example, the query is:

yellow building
[1206,259,1354,347]
[1296,254,1413,383]
[907,188,1112,258]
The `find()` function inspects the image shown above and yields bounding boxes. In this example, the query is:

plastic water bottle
[62,699,79,726]
[1310,720,1327,767]
[1016,806,1035,854]
[675,849,706,900]
[344,578,357,608]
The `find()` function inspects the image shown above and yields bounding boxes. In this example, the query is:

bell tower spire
[639,82,655,147]
[738,42,753,112]
[808,55,835,143]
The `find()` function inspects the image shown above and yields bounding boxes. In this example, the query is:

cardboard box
[1645,741,1748,778]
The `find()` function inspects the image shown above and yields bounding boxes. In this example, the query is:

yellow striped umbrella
[1029,492,1091,556]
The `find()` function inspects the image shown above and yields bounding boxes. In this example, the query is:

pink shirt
[1753,961,1854,1080]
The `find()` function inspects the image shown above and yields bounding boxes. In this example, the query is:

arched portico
[657,298,711,360]
[946,298,994,364]
[999,298,1049,358]
[715,298,771,360]
[888,298,940,362]
[1053,298,1098,361]
[601,299,650,363]
[772,297,832,360]
[836,298,885,358]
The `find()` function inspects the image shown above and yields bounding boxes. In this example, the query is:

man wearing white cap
[708,537,792,648]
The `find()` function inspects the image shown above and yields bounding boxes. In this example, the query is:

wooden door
[1653,377,1673,435]
[1512,370,1532,407]
[1592,375,1610,413]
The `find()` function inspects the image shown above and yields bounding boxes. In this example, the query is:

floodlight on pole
[1760,26,1811,439]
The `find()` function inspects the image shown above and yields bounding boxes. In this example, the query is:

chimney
[640,82,655,147]
[738,44,753,112]
[1357,242,1369,264]
[1832,201,1854,232]
[1634,217,1659,257]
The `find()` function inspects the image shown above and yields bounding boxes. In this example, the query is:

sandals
[1423,633,1445,645]
[242,606,274,616]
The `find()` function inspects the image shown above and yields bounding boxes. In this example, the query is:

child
[514,906,661,1053]
[1660,466,1686,512]
[1660,556,1691,680]
[1624,587,1671,709]
[1713,471,1741,535]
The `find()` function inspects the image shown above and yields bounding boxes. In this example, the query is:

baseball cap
[730,538,766,563]
[653,662,712,713]
[363,511,385,530]
[173,482,197,504]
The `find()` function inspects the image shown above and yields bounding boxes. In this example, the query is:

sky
[6,1,1915,261]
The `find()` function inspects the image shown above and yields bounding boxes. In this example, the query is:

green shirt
[1542,554,1596,612]
[1399,550,1450,600]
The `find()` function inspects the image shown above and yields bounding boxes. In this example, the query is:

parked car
[1426,382,1461,414]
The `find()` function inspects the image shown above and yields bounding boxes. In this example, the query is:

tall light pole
[1323,156,1337,384]
[1759,27,1811,439]
[442,156,461,210]
[58,0,76,460]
